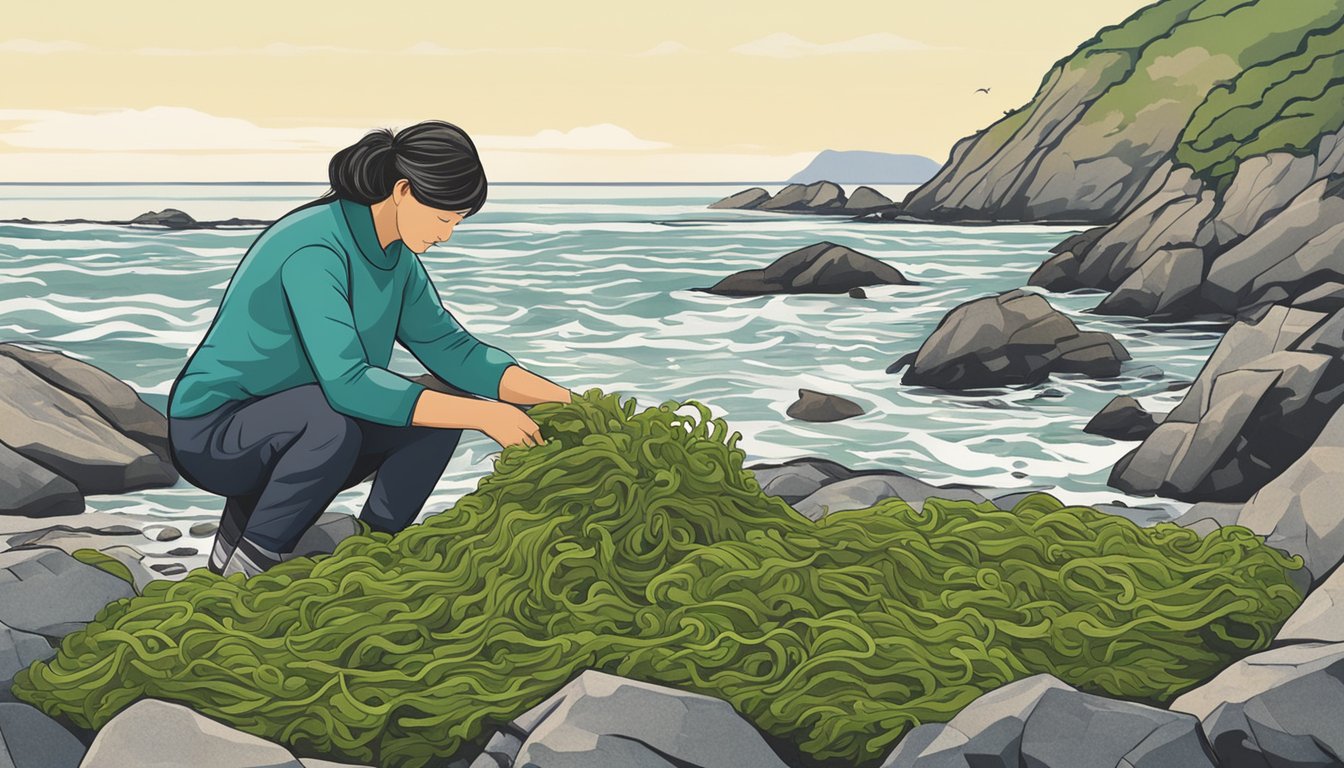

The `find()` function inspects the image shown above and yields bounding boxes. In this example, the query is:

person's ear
[393,179,411,205]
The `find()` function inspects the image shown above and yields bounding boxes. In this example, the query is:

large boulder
[900,290,1130,389]
[0,701,85,767]
[0,357,176,495]
[1171,642,1344,768]
[881,675,1215,768]
[1109,305,1344,504]
[0,547,136,641]
[0,441,83,518]
[0,625,56,702]
[79,698,308,767]
[698,241,913,296]
[503,669,795,768]
[0,343,172,463]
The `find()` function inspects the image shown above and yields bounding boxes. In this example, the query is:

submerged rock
[900,289,1130,389]
[1084,395,1160,440]
[698,241,913,296]
[784,388,865,422]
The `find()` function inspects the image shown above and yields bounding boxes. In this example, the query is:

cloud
[474,124,672,151]
[0,39,87,54]
[0,107,362,151]
[135,43,360,56]
[403,42,591,56]
[0,108,671,154]
[636,41,693,57]
[731,32,931,57]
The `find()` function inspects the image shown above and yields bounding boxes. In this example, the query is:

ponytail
[284,120,488,218]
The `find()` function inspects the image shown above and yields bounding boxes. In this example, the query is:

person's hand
[477,401,546,448]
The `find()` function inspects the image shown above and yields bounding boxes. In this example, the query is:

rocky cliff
[901,0,1344,226]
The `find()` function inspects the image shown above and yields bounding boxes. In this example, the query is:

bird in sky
[975,87,991,94]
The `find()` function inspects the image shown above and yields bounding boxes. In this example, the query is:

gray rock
[757,181,845,211]
[0,441,83,518]
[0,624,56,702]
[80,698,306,767]
[844,186,895,210]
[0,342,172,463]
[93,545,157,594]
[0,547,135,640]
[1084,396,1159,440]
[509,669,793,768]
[902,290,1129,389]
[0,701,85,767]
[747,457,857,504]
[1109,305,1344,504]
[189,521,219,537]
[1171,642,1344,768]
[849,287,867,299]
[150,563,187,576]
[153,526,182,542]
[1094,247,1206,318]
[785,389,865,422]
[129,208,197,228]
[0,357,176,495]
[1276,562,1344,644]
[1021,688,1215,768]
[708,188,770,210]
[793,472,987,520]
[879,674,1071,768]
[700,241,913,296]
[285,512,363,560]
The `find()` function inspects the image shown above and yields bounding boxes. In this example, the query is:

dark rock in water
[165,547,197,557]
[1172,642,1344,768]
[1027,387,1066,401]
[0,702,87,767]
[188,521,218,537]
[885,351,918,374]
[153,526,182,542]
[708,187,771,210]
[0,442,82,518]
[758,181,846,211]
[1109,305,1344,505]
[505,669,795,768]
[130,208,197,228]
[785,388,865,422]
[747,457,857,504]
[6,523,139,548]
[848,286,867,299]
[698,241,914,296]
[901,289,1130,390]
[842,186,895,211]
[149,562,187,576]
[0,547,136,641]
[1085,396,1159,440]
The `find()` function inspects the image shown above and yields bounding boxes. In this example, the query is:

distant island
[787,149,941,185]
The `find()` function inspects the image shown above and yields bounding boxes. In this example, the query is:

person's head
[293,120,487,254]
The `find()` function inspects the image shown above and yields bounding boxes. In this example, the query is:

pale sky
[1,0,1155,182]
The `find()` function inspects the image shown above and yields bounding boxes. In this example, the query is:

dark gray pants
[168,383,463,554]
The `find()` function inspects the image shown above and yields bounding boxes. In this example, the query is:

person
[166,120,574,578]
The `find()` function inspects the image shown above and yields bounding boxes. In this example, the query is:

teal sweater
[168,198,519,427]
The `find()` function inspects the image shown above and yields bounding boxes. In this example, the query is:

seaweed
[13,389,1305,767]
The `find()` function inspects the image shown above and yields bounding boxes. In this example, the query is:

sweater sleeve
[396,256,519,400]
[280,245,426,427]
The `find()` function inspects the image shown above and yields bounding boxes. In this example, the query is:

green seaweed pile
[14,389,1304,767]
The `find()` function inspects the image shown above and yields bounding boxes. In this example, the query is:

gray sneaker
[221,536,286,578]
[207,530,238,575]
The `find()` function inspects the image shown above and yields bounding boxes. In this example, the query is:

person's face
[390,178,470,254]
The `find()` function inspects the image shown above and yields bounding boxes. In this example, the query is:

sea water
[0,182,1224,545]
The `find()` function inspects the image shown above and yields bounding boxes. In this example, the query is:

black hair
[285,120,488,218]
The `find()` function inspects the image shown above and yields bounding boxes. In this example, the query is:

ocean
[0,182,1224,554]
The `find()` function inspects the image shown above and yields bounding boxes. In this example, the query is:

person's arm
[280,245,436,427]
[497,364,575,405]
[396,257,523,401]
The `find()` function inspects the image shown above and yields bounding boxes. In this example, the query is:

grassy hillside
[13,391,1305,768]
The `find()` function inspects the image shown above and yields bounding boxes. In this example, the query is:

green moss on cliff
[13,390,1304,768]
